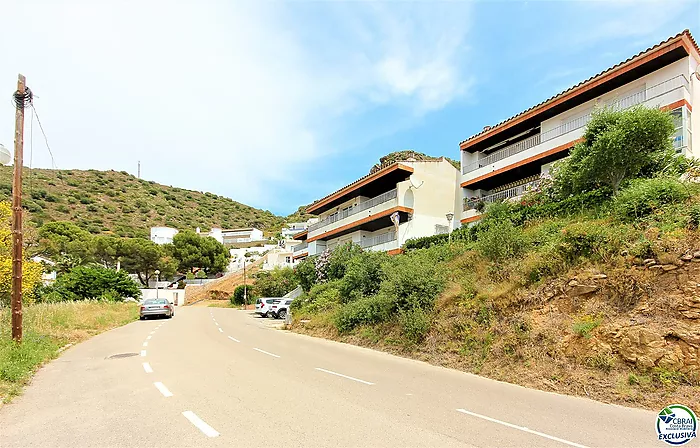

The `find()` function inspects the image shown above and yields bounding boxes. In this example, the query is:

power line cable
[29,103,57,169]
[29,107,34,194]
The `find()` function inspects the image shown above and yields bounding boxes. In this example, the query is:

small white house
[31,255,57,284]
[150,227,179,245]
[281,218,319,240]
[221,228,264,244]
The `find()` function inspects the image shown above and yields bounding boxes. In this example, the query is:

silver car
[139,299,174,320]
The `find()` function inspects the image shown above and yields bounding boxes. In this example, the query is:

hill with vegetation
[0,167,287,239]
[287,107,700,410]
[369,150,460,174]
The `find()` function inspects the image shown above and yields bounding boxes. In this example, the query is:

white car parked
[255,298,281,318]
[269,298,293,319]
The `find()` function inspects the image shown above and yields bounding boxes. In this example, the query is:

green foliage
[170,231,229,274]
[557,221,631,263]
[613,177,691,222]
[379,251,446,312]
[688,204,700,229]
[195,270,208,279]
[294,257,316,292]
[398,308,431,343]
[38,221,92,260]
[0,333,59,383]
[253,268,299,298]
[554,106,676,195]
[231,284,254,305]
[327,243,364,281]
[296,280,343,313]
[337,251,388,302]
[47,265,141,301]
[572,315,602,338]
[404,233,449,250]
[335,294,393,333]
[476,219,528,261]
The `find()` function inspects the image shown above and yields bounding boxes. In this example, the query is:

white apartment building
[150,226,179,245]
[292,158,460,260]
[460,30,700,224]
[281,218,319,240]
[221,227,264,244]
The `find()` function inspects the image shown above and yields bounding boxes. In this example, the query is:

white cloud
[0,1,474,213]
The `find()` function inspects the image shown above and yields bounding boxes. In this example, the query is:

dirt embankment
[294,252,700,410]
[185,257,264,305]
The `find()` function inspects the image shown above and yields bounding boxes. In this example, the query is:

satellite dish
[0,144,11,166]
[409,174,424,189]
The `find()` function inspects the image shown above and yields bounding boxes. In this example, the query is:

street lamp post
[446,212,454,244]
[154,269,160,299]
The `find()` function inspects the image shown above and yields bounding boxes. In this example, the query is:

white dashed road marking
[140,350,147,357]
[455,409,589,448]
[182,411,220,438]
[218,328,223,333]
[227,336,240,343]
[253,348,280,358]
[154,382,173,397]
[315,368,374,385]
[143,342,148,347]
[143,362,153,373]
[147,335,152,340]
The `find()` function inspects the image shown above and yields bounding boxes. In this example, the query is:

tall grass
[0,300,138,402]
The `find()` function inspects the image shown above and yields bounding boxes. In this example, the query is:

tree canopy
[169,231,229,274]
[554,106,676,196]
[0,202,43,306]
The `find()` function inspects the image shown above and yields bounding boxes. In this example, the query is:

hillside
[0,167,286,239]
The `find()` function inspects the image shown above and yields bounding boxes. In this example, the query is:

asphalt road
[0,307,668,447]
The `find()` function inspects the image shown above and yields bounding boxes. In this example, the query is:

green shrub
[327,243,363,281]
[613,177,690,222]
[688,204,700,229]
[334,294,393,333]
[399,308,431,343]
[379,252,446,312]
[476,220,528,261]
[404,233,448,250]
[338,251,388,302]
[572,315,602,338]
[254,268,299,298]
[298,281,343,313]
[47,265,141,301]
[557,221,631,263]
[231,284,254,305]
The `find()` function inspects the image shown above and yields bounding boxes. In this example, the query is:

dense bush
[399,308,431,343]
[379,251,446,312]
[613,177,691,222]
[296,280,343,313]
[295,257,318,292]
[253,268,299,298]
[335,294,393,333]
[43,265,141,301]
[337,251,388,302]
[230,284,255,305]
[327,243,363,281]
[476,220,528,261]
[404,233,448,250]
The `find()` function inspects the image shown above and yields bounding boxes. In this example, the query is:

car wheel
[139,316,145,320]
[278,309,287,320]
[261,312,267,318]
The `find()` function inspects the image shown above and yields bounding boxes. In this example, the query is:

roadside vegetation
[290,106,700,410]
[0,300,138,403]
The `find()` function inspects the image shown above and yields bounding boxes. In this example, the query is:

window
[285,256,291,263]
[670,107,689,153]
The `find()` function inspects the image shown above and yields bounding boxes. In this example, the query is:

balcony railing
[464,180,541,211]
[361,231,396,249]
[308,189,398,233]
[462,74,690,175]
[292,241,308,252]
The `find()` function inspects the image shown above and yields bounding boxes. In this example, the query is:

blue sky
[1,1,699,216]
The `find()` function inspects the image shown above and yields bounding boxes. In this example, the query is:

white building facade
[281,219,319,240]
[459,30,700,225]
[221,228,264,244]
[150,226,179,245]
[292,159,460,260]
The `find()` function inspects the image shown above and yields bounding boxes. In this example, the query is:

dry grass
[185,257,265,304]
[0,301,138,402]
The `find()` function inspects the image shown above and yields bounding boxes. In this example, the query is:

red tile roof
[460,29,700,150]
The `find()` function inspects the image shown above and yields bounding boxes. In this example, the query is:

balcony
[464,179,541,211]
[308,189,398,234]
[292,241,308,252]
[361,231,396,249]
[462,74,690,176]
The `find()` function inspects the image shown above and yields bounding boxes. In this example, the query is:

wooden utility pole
[12,74,27,342]
[243,258,247,309]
